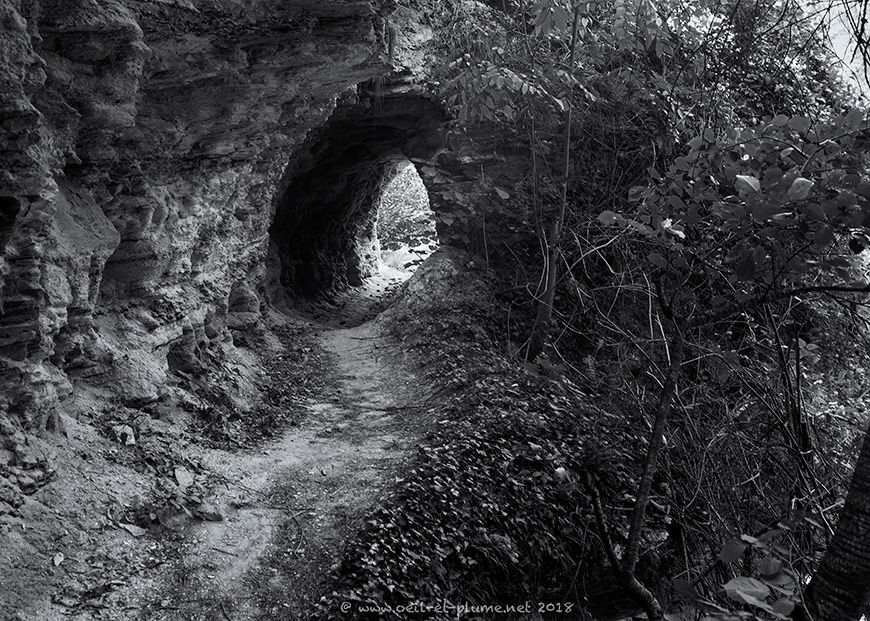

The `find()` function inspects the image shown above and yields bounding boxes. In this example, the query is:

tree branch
[587,480,664,621]
[689,282,870,329]
[623,315,684,574]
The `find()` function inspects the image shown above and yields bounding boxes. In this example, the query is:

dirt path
[1,264,427,621]
[128,308,426,620]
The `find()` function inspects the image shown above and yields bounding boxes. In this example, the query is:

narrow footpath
[129,272,430,619]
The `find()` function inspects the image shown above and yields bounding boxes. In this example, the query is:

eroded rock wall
[0,0,407,423]
[0,0,529,440]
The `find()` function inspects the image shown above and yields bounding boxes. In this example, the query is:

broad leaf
[758,556,782,576]
[735,175,760,193]
[718,539,747,563]
[597,210,620,225]
[787,177,814,201]
[723,576,770,603]
[772,598,795,616]
[788,116,810,133]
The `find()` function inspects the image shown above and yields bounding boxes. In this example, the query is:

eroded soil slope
[1,274,433,620]
[142,318,430,620]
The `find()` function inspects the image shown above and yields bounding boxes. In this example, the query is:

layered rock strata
[0,0,527,443]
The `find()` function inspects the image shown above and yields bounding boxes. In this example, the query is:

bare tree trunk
[525,5,581,361]
[586,301,681,621]
[588,481,664,621]
[802,429,870,621]
[623,317,683,574]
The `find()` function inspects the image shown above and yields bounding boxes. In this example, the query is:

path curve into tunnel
[109,235,440,618]
[138,314,432,619]
[111,86,452,617]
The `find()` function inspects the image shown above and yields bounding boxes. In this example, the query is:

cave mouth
[376,160,438,280]
[268,83,445,309]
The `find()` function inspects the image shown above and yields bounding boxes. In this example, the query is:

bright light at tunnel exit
[375,160,438,279]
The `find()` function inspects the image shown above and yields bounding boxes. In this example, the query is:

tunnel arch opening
[267,82,446,306]
[376,160,437,279]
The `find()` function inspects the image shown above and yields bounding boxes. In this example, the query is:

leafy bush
[315,252,626,619]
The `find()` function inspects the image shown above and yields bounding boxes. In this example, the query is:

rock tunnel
[268,83,446,300]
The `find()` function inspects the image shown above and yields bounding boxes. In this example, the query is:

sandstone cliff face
[0,0,403,425]
[0,0,527,445]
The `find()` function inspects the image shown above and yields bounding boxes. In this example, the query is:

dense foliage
[434,0,870,618]
[322,0,870,618]
[316,253,614,619]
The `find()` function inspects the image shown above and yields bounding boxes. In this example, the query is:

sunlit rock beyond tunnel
[267,82,444,323]
[377,161,438,277]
